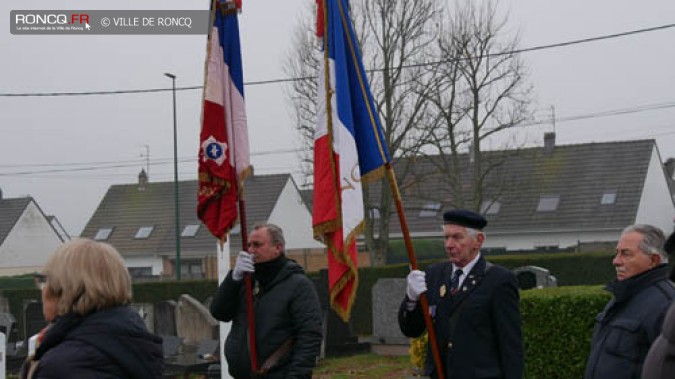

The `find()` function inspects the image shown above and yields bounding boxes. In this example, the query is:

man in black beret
[398,209,523,379]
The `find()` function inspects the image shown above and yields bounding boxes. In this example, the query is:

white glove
[232,251,254,281]
[406,270,427,301]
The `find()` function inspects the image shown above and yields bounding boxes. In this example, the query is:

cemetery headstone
[0,297,9,314]
[131,303,154,333]
[175,295,219,345]
[23,302,46,342]
[367,278,409,355]
[513,266,558,289]
[0,331,5,379]
[154,301,177,337]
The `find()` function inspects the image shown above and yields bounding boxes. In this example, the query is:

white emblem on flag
[201,135,228,166]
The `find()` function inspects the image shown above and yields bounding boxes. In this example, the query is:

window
[94,228,113,241]
[128,267,152,278]
[480,200,501,215]
[536,195,560,212]
[419,202,441,217]
[181,224,200,237]
[600,191,617,205]
[134,226,154,239]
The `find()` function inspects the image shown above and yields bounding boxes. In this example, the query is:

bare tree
[421,0,532,211]
[283,6,320,188]
[285,0,441,266]
[349,0,441,266]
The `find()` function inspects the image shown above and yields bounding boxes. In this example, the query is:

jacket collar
[606,264,669,303]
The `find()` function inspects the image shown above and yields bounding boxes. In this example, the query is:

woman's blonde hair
[42,238,132,316]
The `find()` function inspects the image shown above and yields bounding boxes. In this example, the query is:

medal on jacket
[440,284,447,298]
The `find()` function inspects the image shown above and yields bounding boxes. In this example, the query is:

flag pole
[384,163,445,379]
[219,0,258,372]
[329,0,446,374]
[239,198,258,373]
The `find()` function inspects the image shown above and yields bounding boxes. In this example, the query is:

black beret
[443,209,487,230]
[665,231,675,255]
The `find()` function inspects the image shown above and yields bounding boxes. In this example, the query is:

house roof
[380,139,658,235]
[80,173,292,257]
[0,197,32,246]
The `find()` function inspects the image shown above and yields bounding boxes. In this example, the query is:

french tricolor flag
[313,0,391,321]
[198,0,251,241]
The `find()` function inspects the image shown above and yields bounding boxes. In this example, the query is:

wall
[0,201,63,275]
[268,179,324,250]
[635,147,675,233]
[124,255,164,275]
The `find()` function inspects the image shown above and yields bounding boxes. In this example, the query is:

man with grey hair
[398,209,523,379]
[585,224,675,379]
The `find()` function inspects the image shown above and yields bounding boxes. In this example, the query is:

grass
[313,353,418,379]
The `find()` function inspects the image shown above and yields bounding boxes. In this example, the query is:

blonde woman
[21,238,163,378]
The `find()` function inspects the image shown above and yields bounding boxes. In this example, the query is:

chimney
[138,169,148,191]
[543,132,556,155]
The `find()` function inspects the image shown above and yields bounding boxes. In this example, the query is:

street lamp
[164,72,181,281]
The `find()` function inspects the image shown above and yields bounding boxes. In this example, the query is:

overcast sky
[2,0,674,236]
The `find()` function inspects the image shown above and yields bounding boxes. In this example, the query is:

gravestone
[175,295,219,345]
[315,271,369,357]
[364,278,409,355]
[23,301,46,341]
[162,335,184,357]
[0,297,9,314]
[131,303,154,333]
[513,266,558,289]
[154,301,177,337]
[1,331,5,379]
[0,314,16,345]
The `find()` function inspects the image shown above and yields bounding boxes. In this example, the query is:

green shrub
[521,286,609,379]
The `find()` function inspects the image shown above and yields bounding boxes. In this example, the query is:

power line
[2,102,674,178]
[1,23,674,97]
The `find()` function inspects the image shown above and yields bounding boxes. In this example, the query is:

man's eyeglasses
[33,273,47,290]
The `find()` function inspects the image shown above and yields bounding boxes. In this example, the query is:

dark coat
[29,306,164,379]
[398,256,523,379]
[584,265,675,379]
[642,301,675,379]
[210,257,323,379]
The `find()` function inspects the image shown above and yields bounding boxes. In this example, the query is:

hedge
[349,251,616,336]
[521,286,609,379]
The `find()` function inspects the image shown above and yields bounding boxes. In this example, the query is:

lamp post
[164,72,181,281]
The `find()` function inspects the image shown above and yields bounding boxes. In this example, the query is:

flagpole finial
[219,0,240,16]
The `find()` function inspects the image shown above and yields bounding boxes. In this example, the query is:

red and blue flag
[198,0,251,241]
[313,0,391,321]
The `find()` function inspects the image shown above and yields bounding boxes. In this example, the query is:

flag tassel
[385,163,446,379]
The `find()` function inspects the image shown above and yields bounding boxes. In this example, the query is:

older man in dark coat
[398,209,523,379]
[585,225,675,379]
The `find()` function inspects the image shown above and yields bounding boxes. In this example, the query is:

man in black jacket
[210,223,323,379]
[398,209,523,379]
[584,224,675,379]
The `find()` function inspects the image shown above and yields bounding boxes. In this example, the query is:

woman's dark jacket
[30,305,164,378]
[210,256,323,379]
[642,300,675,379]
